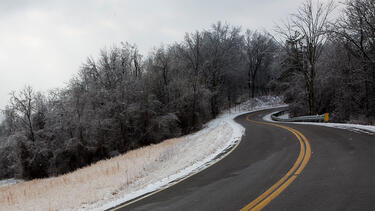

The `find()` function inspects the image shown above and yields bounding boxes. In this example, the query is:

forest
[0,0,373,180]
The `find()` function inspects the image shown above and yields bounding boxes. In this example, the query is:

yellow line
[241,112,311,211]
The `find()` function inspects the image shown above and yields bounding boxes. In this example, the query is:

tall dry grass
[0,121,233,211]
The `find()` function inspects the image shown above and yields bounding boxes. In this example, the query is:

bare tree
[178,31,204,127]
[276,0,335,114]
[1,106,18,136]
[334,0,375,118]
[244,30,275,98]
[151,45,173,104]
[202,22,243,116]
[130,44,143,78]
[9,86,36,142]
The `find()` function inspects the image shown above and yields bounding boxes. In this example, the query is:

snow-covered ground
[0,96,284,211]
[278,113,290,119]
[263,111,375,135]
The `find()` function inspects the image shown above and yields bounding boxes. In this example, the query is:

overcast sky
[0,0,336,111]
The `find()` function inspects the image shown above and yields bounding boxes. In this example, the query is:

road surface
[111,108,374,211]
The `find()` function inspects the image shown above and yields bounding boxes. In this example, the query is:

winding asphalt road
[112,108,374,211]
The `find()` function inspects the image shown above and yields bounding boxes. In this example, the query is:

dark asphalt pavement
[113,108,375,211]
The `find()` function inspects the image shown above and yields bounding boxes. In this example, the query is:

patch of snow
[0,179,23,188]
[278,113,289,119]
[262,111,277,122]
[263,111,375,135]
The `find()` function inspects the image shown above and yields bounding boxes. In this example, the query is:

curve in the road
[111,108,374,211]
[241,112,311,210]
[110,113,244,210]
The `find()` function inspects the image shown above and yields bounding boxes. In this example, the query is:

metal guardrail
[271,110,329,122]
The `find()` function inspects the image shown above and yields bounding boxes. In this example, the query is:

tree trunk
[309,83,315,115]
[210,94,219,118]
[248,68,251,98]
[27,114,35,142]
[251,75,256,98]
[192,82,197,129]
[120,119,128,152]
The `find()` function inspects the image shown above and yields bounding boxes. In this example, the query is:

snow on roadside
[0,96,284,211]
[263,111,375,135]
[278,113,290,119]
[293,122,375,135]
[0,179,23,188]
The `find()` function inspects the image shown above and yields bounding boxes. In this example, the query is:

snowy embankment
[0,96,284,211]
[263,111,375,135]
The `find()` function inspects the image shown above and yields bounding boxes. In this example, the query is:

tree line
[0,0,373,180]
[274,0,374,122]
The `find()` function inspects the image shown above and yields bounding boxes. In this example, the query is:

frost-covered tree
[276,0,335,115]
[9,86,36,142]
[202,22,244,116]
[244,30,275,98]
[334,0,375,119]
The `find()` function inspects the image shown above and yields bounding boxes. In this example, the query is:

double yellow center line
[241,113,311,211]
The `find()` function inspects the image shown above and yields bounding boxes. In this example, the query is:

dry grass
[0,121,233,211]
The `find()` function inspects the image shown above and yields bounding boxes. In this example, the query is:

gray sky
[0,0,335,111]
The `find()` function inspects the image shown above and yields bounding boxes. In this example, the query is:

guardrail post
[324,113,329,122]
